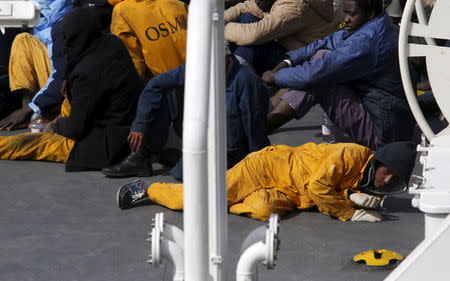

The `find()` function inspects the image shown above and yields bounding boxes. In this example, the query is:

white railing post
[207,0,228,280]
[183,0,214,280]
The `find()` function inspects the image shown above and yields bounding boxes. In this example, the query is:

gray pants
[281,50,383,150]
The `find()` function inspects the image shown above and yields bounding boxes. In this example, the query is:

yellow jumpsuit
[9,33,52,93]
[110,0,188,81]
[0,99,74,162]
[147,143,374,221]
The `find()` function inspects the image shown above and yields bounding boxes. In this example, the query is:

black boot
[102,151,153,178]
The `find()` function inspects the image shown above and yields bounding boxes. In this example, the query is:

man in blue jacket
[262,0,414,150]
[102,52,271,179]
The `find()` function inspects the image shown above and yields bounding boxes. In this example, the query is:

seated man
[109,0,188,82]
[224,0,337,74]
[0,7,143,172]
[116,141,417,222]
[262,0,414,150]
[0,0,72,131]
[102,50,271,179]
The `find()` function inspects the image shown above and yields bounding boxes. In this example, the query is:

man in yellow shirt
[115,141,416,222]
[109,0,188,82]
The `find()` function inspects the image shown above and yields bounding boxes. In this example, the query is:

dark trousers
[170,79,270,181]
[231,13,287,75]
[143,88,184,153]
[281,50,383,150]
[226,79,270,167]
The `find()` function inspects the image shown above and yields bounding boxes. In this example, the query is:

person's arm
[225,1,306,46]
[30,23,66,114]
[307,145,370,221]
[285,32,337,65]
[111,5,148,81]
[131,65,186,133]
[261,32,337,85]
[275,34,376,90]
[128,65,185,152]
[224,0,263,23]
[53,75,101,140]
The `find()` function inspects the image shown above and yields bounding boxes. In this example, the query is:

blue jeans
[231,13,287,75]
[226,79,270,167]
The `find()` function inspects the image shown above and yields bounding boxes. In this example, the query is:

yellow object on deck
[353,249,404,267]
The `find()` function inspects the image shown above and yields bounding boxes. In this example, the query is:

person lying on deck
[115,141,416,222]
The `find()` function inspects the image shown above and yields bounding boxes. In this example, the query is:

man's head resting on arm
[342,0,384,31]
[350,142,416,222]
[362,142,417,196]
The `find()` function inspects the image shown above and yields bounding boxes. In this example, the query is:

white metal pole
[183,1,214,281]
[398,0,435,140]
[207,0,228,280]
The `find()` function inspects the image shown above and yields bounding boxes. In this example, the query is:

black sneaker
[116,179,148,209]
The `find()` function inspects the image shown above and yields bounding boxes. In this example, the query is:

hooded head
[61,7,104,68]
[72,0,112,31]
[362,142,417,195]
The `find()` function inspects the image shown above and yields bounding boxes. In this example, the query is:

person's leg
[117,145,299,220]
[9,33,51,93]
[231,13,261,66]
[267,90,317,132]
[0,132,74,162]
[227,78,270,167]
[231,13,287,74]
[1,33,52,130]
[310,85,383,149]
[229,188,296,221]
[102,94,174,177]
[266,50,333,132]
[147,182,184,210]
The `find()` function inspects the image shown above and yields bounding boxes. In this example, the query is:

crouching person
[0,8,143,171]
[102,50,270,179]
[116,141,416,222]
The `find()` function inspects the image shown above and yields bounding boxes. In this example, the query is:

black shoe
[102,152,153,178]
[116,179,147,209]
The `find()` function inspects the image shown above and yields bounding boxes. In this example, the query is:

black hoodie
[360,142,417,195]
[54,7,143,171]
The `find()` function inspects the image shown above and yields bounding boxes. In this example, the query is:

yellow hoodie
[110,0,187,81]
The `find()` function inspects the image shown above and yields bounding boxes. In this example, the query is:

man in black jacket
[0,7,143,172]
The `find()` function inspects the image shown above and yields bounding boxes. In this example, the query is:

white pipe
[161,239,185,281]
[164,224,185,249]
[236,242,267,281]
[240,226,267,254]
[183,0,214,280]
[399,0,435,140]
[207,0,228,280]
